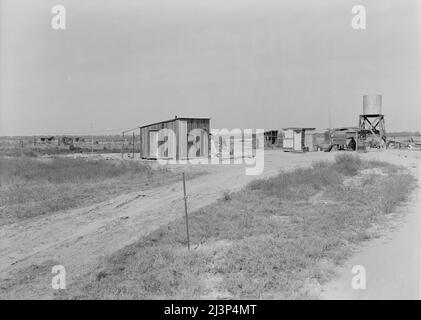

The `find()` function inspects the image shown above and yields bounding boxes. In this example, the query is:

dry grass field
[0,149,419,299]
[54,154,416,299]
[0,135,132,157]
[0,156,181,226]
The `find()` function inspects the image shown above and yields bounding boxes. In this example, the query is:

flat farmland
[0,150,420,299]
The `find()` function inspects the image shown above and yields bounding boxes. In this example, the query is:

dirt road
[320,150,421,300]
[0,151,337,299]
[1,150,419,299]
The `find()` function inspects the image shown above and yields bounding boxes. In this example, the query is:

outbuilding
[139,117,211,160]
[264,130,283,148]
[282,127,316,152]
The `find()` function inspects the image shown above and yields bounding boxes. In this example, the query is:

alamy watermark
[51,265,66,290]
[151,128,264,176]
[351,5,366,30]
[351,265,366,290]
[51,5,66,30]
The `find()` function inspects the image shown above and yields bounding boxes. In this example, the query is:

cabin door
[149,131,159,158]
[293,131,302,151]
[283,130,294,149]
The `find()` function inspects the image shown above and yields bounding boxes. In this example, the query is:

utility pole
[132,132,135,158]
[139,128,142,158]
[328,107,332,130]
[90,122,94,155]
[121,132,124,159]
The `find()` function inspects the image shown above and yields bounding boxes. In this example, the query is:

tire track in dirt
[0,151,338,299]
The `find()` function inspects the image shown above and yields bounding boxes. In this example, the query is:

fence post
[182,172,190,250]
[132,132,135,158]
[121,132,124,159]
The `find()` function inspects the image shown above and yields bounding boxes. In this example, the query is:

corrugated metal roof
[139,117,211,129]
[283,127,316,131]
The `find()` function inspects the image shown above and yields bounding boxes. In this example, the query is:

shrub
[248,164,343,201]
[333,154,362,176]
[22,150,38,158]
[377,173,415,213]
[223,191,232,201]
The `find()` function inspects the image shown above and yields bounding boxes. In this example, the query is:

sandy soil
[0,149,419,299]
[320,150,421,300]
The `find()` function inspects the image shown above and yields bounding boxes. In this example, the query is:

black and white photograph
[0,0,421,305]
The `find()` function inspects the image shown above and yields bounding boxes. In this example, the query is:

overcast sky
[0,0,420,135]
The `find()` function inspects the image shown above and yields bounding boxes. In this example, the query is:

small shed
[139,117,210,160]
[264,130,283,148]
[282,127,316,152]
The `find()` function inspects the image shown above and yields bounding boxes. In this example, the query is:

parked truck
[322,127,361,152]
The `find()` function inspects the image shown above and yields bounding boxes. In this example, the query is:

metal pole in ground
[121,132,124,159]
[242,131,244,159]
[132,132,135,158]
[91,122,94,155]
[139,128,142,158]
[182,172,190,250]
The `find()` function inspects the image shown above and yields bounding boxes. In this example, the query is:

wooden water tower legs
[358,114,386,148]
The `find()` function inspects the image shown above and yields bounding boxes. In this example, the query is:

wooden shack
[264,130,283,148]
[139,117,210,160]
[282,127,316,152]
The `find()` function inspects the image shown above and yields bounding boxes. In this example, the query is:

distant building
[139,117,211,160]
[264,130,283,148]
[282,127,316,152]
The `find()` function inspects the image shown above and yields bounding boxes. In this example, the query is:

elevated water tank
[363,95,382,115]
